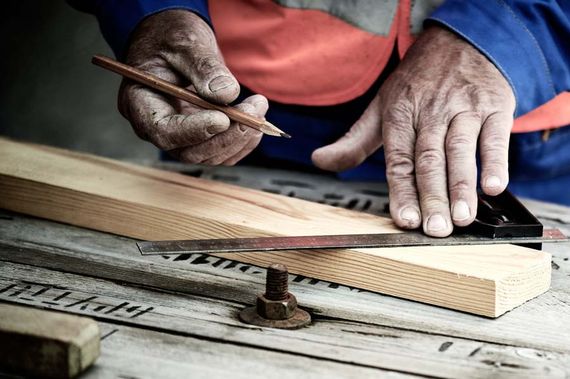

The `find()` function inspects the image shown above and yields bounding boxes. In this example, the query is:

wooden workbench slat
[1,212,568,353]
[1,262,568,379]
[0,138,551,316]
[90,322,414,379]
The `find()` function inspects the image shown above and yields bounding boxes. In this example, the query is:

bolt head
[256,292,297,320]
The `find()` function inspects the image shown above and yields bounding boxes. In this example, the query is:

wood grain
[1,220,568,354]
[1,262,568,379]
[0,303,99,378]
[0,138,551,317]
[90,323,410,379]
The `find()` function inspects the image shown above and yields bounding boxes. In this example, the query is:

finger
[311,95,383,172]
[179,95,265,164]
[479,112,512,196]
[151,111,231,150]
[219,95,268,165]
[445,112,481,226]
[383,107,422,230]
[163,13,240,104]
[124,85,231,151]
[119,65,232,150]
[221,135,262,166]
[118,65,179,139]
[415,119,453,237]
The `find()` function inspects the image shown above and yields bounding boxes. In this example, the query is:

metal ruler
[137,228,567,255]
[137,191,568,256]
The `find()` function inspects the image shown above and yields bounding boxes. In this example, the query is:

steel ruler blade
[137,228,567,255]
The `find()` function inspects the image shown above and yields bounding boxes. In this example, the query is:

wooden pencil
[92,55,290,138]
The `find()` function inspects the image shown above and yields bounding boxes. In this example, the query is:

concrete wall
[0,1,156,159]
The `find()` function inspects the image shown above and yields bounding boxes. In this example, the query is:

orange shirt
[209,0,569,133]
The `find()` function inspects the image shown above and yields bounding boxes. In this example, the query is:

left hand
[312,26,516,237]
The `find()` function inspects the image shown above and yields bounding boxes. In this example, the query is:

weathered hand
[119,10,265,165]
[312,26,516,237]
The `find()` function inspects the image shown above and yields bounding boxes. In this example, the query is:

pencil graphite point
[281,132,292,139]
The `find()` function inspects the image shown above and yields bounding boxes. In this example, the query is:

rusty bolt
[265,263,289,301]
[239,263,311,329]
[256,292,298,320]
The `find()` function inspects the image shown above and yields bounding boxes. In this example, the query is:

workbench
[1,162,569,378]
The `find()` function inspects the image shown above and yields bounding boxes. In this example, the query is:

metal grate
[145,161,391,216]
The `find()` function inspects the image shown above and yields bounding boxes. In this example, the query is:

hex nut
[256,292,297,320]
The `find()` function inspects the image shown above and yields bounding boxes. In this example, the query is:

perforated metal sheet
[144,161,391,217]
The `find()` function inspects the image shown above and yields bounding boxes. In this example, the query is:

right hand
[119,10,267,165]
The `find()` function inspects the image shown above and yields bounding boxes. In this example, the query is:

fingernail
[426,214,447,232]
[209,76,235,92]
[206,124,228,135]
[452,200,470,221]
[400,207,420,224]
[485,176,501,189]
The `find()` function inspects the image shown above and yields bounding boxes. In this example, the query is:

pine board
[0,138,551,316]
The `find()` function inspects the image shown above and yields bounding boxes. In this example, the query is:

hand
[119,10,266,165]
[312,26,516,237]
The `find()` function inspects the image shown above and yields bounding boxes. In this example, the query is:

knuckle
[463,83,485,99]
[415,148,445,172]
[167,26,215,52]
[480,139,509,158]
[420,194,449,209]
[462,84,499,107]
[417,113,444,131]
[194,54,225,75]
[385,151,414,177]
[452,110,483,124]
[481,130,509,146]
[448,179,472,194]
[445,133,475,155]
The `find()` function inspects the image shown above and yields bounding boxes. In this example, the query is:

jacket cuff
[94,0,211,60]
[427,0,557,117]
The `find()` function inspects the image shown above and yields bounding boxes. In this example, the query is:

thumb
[312,96,383,172]
[165,13,240,104]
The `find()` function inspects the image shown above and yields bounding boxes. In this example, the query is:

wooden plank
[1,212,569,353]
[1,261,568,379]
[0,138,551,317]
[0,303,99,378]
[89,323,416,379]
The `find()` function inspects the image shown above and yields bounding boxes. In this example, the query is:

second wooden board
[0,138,551,317]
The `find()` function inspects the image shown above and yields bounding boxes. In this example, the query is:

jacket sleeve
[428,0,570,117]
[68,0,211,60]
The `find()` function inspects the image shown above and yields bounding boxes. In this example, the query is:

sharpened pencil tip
[281,132,292,139]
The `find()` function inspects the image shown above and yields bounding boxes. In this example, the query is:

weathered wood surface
[1,261,569,379]
[89,322,413,379]
[0,303,100,378]
[0,139,553,316]
[0,210,569,355]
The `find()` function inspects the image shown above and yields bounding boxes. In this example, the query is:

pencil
[92,55,291,138]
